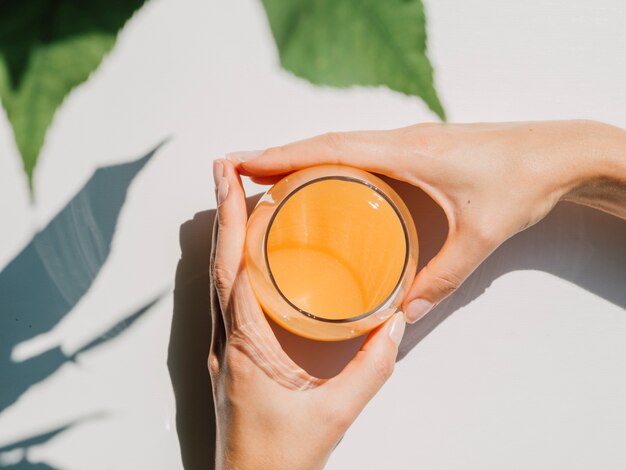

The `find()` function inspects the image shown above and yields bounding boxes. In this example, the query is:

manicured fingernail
[375,307,395,321]
[226,150,264,162]
[405,298,433,323]
[387,313,406,346]
[217,177,229,206]
[213,159,224,184]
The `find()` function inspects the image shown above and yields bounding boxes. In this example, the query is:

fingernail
[387,313,406,346]
[217,177,229,206]
[405,298,433,323]
[226,150,264,163]
[213,159,224,184]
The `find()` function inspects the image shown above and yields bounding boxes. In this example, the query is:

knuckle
[371,354,395,383]
[468,222,502,250]
[480,227,502,249]
[224,346,254,379]
[324,404,354,431]
[212,263,234,292]
[207,353,221,377]
[266,144,299,173]
[263,144,284,162]
[427,266,462,298]
[402,123,440,153]
[471,225,498,249]
[208,251,216,273]
[322,131,348,151]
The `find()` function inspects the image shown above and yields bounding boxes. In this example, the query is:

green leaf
[261,0,446,120]
[0,0,148,195]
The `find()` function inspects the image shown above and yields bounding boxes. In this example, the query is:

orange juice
[266,179,407,320]
[245,165,418,341]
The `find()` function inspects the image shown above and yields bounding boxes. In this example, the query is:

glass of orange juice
[245,165,418,341]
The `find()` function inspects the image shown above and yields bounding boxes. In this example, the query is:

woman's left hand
[209,159,406,470]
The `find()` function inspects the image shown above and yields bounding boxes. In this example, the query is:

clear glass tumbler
[245,164,418,341]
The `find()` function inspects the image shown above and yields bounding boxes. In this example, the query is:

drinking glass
[245,164,418,341]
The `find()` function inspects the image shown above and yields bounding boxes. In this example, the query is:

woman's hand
[228,120,626,323]
[210,159,406,470]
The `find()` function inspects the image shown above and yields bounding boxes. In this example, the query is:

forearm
[215,421,331,470]
[561,121,626,219]
[216,441,329,470]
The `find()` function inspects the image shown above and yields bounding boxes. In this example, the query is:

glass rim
[263,174,410,324]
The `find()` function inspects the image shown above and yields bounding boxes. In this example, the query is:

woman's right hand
[228,120,626,323]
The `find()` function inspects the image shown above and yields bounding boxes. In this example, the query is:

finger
[402,229,498,323]
[250,175,283,185]
[321,313,405,418]
[209,199,226,358]
[227,129,421,182]
[211,158,249,332]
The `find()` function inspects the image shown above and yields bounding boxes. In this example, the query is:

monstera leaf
[261,0,446,120]
[0,0,148,194]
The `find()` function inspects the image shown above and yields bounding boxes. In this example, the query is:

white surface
[0,0,625,468]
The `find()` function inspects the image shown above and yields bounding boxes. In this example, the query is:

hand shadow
[167,177,625,469]
[167,193,366,470]
[387,178,626,360]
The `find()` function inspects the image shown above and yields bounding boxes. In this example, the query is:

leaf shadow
[0,415,101,469]
[0,415,98,453]
[0,142,164,414]
[1,462,58,469]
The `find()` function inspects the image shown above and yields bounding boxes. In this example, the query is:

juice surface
[266,178,407,320]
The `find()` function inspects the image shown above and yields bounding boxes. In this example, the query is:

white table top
[1,1,624,469]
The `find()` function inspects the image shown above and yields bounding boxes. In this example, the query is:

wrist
[217,448,328,470]
[216,425,330,470]
[560,121,626,216]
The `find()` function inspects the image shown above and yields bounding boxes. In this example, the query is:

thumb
[402,230,496,323]
[321,313,405,420]
[211,158,248,327]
